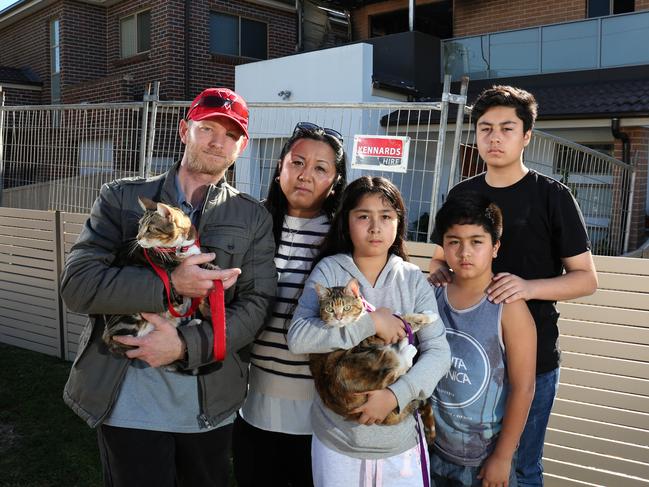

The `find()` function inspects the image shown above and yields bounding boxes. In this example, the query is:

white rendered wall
[235,43,394,103]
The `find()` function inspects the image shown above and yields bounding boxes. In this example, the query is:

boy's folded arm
[388,315,451,410]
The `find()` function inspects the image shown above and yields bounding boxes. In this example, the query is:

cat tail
[420,401,435,443]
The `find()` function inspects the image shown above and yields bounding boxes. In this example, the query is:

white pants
[311,434,429,487]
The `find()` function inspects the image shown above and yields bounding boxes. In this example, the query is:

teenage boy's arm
[427,244,454,286]
[478,300,536,486]
[487,250,598,304]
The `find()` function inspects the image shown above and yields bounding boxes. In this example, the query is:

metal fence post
[53,210,66,360]
[0,90,5,207]
[139,85,151,178]
[446,76,469,191]
[427,74,451,240]
[623,168,636,253]
[144,82,161,179]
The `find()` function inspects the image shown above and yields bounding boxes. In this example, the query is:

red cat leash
[208,279,226,361]
[143,249,202,318]
[143,248,227,361]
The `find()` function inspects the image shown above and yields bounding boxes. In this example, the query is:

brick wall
[351,0,438,40]
[453,0,584,37]
[101,0,296,102]
[0,0,296,104]
[612,127,648,251]
[0,1,64,104]
[63,74,134,104]
[186,0,296,98]
[453,0,649,37]
[0,86,42,105]
[60,2,106,88]
[625,128,648,250]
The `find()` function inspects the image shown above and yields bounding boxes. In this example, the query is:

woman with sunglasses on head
[233,122,347,487]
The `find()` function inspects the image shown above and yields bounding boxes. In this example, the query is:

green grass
[0,343,102,487]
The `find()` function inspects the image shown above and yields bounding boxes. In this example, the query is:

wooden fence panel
[1,223,648,485]
[0,208,61,357]
[59,212,90,361]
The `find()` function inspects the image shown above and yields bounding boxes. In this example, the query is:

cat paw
[402,344,418,368]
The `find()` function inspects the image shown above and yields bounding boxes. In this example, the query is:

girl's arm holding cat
[288,263,405,354]
[353,272,451,424]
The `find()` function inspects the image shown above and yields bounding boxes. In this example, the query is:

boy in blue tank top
[429,192,537,486]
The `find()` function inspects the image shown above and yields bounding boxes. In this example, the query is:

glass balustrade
[442,10,649,80]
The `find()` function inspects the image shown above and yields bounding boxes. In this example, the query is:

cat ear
[138,196,157,211]
[156,203,172,219]
[314,283,330,300]
[344,278,361,298]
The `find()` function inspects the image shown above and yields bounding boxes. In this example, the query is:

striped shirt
[240,214,329,434]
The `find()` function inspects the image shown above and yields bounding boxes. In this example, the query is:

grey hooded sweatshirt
[288,253,451,459]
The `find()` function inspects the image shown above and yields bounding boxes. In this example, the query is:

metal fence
[0,84,635,255]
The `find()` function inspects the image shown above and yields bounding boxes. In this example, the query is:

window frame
[119,9,151,59]
[209,11,269,60]
[50,18,61,103]
[587,0,635,17]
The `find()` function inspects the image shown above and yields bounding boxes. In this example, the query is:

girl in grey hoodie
[288,176,451,486]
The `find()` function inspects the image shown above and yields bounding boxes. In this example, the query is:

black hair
[472,85,538,133]
[316,176,408,264]
[264,126,347,248]
[434,191,503,244]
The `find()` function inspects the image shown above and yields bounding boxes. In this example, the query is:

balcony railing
[442,10,649,81]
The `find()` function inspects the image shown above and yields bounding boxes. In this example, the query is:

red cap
[186,88,249,138]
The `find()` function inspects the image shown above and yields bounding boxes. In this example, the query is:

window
[50,19,60,103]
[79,139,113,175]
[588,0,634,17]
[120,10,151,58]
[210,12,268,59]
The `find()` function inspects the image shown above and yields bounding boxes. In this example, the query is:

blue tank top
[431,287,506,467]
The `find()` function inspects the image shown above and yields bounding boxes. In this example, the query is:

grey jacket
[61,163,277,428]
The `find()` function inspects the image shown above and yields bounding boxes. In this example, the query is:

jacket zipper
[196,374,214,429]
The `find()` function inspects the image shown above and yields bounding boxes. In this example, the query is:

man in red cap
[61,87,277,487]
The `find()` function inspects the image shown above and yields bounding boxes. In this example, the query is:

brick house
[0,0,297,104]
[333,0,649,251]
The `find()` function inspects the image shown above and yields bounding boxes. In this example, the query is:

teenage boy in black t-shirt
[428,85,598,487]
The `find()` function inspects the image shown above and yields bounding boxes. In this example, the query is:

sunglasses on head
[293,122,344,145]
[186,95,249,120]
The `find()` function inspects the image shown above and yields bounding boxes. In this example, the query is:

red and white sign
[351,135,410,173]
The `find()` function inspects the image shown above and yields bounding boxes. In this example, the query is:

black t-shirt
[432,170,591,374]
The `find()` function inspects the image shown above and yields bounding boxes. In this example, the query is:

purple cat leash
[360,296,431,487]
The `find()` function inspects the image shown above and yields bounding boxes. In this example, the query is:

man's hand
[112,312,185,367]
[487,273,535,304]
[427,258,453,287]
[350,389,398,425]
[370,308,406,344]
[170,253,241,297]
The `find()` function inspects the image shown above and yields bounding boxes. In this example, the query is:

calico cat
[102,196,206,354]
[309,278,436,440]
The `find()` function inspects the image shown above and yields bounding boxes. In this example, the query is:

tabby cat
[310,278,436,439]
[102,196,206,354]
